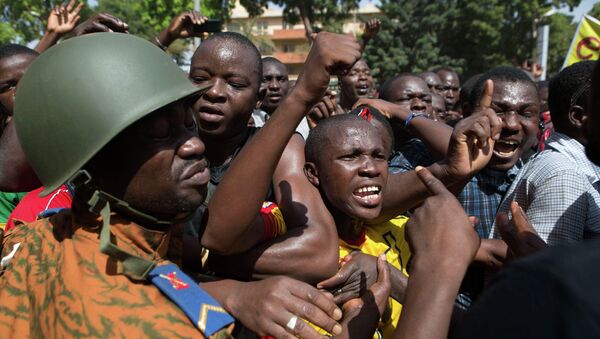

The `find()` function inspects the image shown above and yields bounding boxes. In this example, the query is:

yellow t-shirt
[340,216,411,339]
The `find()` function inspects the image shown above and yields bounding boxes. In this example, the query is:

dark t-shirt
[453,239,600,339]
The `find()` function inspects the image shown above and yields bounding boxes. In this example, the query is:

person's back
[453,238,600,339]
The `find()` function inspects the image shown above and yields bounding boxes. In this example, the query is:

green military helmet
[14,33,206,196]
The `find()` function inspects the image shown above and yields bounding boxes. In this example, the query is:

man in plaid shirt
[458,67,541,238]
[491,61,600,244]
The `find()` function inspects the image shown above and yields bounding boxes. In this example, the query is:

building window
[282,44,295,53]
[227,23,240,32]
[257,21,269,34]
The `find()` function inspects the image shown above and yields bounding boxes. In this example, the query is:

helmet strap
[69,170,194,281]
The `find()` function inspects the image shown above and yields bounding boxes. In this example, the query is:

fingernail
[333,308,342,320]
[332,324,342,335]
[380,254,387,261]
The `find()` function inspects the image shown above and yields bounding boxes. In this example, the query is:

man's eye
[0,82,15,93]
[191,77,208,84]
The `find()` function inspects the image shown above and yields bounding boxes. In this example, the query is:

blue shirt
[458,163,521,238]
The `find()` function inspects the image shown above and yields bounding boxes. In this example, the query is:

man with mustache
[0,32,364,338]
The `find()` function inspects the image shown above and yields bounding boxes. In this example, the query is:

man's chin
[488,154,520,171]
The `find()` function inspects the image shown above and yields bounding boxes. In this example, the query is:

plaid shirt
[388,138,436,173]
[491,132,600,244]
[458,164,521,238]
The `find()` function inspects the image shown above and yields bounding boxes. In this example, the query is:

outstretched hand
[47,0,84,35]
[307,89,345,128]
[444,79,502,180]
[363,18,381,40]
[71,13,129,37]
[165,11,208,39]
[497,201,547,260]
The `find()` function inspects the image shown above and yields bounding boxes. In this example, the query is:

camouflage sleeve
[0,224,33,337]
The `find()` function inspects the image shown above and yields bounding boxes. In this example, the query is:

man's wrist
[42,30,61,41]
[155,30,174,50]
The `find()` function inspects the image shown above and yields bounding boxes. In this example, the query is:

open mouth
[352,185,382,207]
[493,139,520,158]
[356,84,370,96]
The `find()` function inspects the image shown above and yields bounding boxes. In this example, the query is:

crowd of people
[0,3,599,338]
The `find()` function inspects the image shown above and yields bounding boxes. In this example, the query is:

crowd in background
[0,3,599,338]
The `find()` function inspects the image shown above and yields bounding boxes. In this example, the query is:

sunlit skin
[260,60,290,115]
[419,72,444,96]
[339,59,374,110]
[438,69,460,110]
[431,94,446,121]
[189,38,260,142]
[307,119,389,242]
[488,79,540,171]
[384,76,433,117]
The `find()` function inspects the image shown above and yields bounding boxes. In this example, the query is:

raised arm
[354,97,453,159]
[376,80,502,220]
[206,133,339,283]
[154,11,208,50]
[201,32,362,255]
[35,0,83,53]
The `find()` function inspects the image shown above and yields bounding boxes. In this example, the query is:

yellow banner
[564,15,600,68]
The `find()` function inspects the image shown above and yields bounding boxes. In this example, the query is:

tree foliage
[0,0,93,44]
[364,0,581,84]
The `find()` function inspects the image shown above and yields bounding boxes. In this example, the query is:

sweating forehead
[320,120,381,155]
[492,79,539,107]
[351,60,370,71]
[390,76,429,94]
[263,60,288,76]
[0,53,36,73]
[420,72,442,85]
[192,39,260,80]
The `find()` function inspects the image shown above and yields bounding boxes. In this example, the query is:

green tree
[0,0,92,44]
[96,0,224,39]
[364,0,581,84]
[588,2,600,19]
[546,13,577,76]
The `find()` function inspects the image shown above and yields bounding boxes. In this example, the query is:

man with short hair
[418,71,444,96]
[490,61,600,244]
[187,32,340,283]
[0,32,355,338]
[431,93,446,122]
[436,67,461,112]
[0,44,41,227]
[252,56,310,139]
[456,66,540,310]
[460,67,540,238]
[377,74,442,173]
[339,59,375,111]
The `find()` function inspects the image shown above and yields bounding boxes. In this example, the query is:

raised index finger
[415,166,448,196]
[478,79,494,109]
